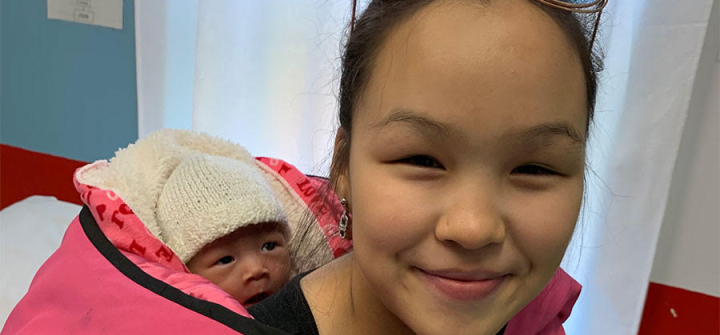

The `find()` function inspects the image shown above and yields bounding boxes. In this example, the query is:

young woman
[249,0,604,334]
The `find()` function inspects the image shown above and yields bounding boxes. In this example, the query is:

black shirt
[249,272,319,335]
[249,272,506,335]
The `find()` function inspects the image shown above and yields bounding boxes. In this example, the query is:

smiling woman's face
[337,0,587,334]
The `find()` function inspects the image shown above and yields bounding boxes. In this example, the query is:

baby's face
[186,222,291,306]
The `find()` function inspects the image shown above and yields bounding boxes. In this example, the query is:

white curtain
[135,0,716,333]
[562,0,715,334]
[136,0,347,174]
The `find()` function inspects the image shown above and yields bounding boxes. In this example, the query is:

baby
[155,153,292,306]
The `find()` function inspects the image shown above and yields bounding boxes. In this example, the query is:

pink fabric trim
[505,268,582,335]
[74,164,186,272]
[71,158,353,316]
[123,251,249,317]
[255,157,353,257]
[73,163,248,315]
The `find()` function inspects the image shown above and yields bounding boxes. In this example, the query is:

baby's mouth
[244,292,270,306]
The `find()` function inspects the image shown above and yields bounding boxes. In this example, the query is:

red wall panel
[639,282,720,335]
[0,144,87,210]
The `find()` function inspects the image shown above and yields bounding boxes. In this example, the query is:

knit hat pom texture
[157,154,288,263]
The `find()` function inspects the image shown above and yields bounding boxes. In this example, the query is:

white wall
[649,0,719,297]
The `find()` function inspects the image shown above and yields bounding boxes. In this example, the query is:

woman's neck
[302,253,415,335]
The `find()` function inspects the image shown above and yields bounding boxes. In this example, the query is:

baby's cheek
[273,250,292,285]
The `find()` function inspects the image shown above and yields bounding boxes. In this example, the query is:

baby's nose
[242,259,270,285]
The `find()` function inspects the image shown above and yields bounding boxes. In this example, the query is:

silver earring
[339,198,350,240]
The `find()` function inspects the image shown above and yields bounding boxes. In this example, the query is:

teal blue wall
[1,0,138,162]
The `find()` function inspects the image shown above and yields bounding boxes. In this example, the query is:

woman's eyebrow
[515,122,584,146]
[368,108,455,139]
[369,108,584,146]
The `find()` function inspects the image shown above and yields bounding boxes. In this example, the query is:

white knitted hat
[156,153,289,263]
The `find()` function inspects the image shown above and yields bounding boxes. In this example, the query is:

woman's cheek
[507,180,583,267]
[350,162,439,251]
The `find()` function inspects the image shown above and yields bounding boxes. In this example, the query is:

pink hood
[506,268,581,335]
[3,152,349,334]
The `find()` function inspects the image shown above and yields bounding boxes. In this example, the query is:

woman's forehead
[355,0,587,137]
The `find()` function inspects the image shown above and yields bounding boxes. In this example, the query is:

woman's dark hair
[329,0,603,190]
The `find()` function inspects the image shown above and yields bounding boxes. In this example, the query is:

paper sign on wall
[47,0,123,30]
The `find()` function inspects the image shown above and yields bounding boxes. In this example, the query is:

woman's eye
[511,165,558,176]
[262,241,277,252]
[215,256,235,265]
[399,155,444,169]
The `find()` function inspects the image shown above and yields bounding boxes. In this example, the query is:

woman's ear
[331,128,352,208]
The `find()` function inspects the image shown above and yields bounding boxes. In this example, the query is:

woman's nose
[434,187,506,250]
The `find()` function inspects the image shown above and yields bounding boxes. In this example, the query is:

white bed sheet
[0,196,82,327]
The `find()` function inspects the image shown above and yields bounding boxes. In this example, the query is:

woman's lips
[416,268,507,302]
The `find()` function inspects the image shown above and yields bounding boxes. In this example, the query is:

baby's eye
[262,241,277,252]
[399,155,444,169]
[215,256,235,265]
[511,165,558,176]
